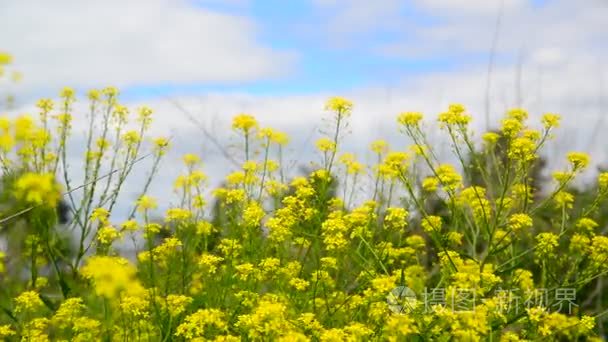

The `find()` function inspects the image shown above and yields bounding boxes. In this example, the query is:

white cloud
[0,0,295,91]
[310,0,405,40]
[315,0,607,68]
[413,0,527,15]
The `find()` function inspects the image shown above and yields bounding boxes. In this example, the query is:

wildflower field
[2,52,608,341]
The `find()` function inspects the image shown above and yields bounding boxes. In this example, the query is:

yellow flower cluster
[13,172,61,207]
[232,113,258,133]
[80,256,138,298]
[2,89,606,341]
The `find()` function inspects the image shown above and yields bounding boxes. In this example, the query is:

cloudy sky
[1,0,607,209]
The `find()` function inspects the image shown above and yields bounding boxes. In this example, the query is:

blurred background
[1,0,607,212]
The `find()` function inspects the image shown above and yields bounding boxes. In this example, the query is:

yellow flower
[196,221,215,236]
[113,104,129,123]
[13,172,62,207]
[397,112,423,127]
[52,297,85,328]
[315,137,336,152]
[552,171,573,184]
[523,129,541,141]
[339,153,364,174]
[513,269,534,292]
[120,294,149,319]
[73,317,101,339]
[175,308,226,339]
[243,160,258,173]
[121,219,138,232]
[183,153,201,167]
[270,130,290,145]
[0,252,5,274]
[55,112,73,128]
[87,89,101,101]
[554,191,574,209]
[236,262,257,280]
[60,86,76,100]
[576,218,598,234]
[507,213,533,233]
[458,186,491,221]
[508,137,536,162]
[384,207,408,230]
[570,234,590,254]
[500,118,522,137]
[482,132,500,145]
[136,195,157,212]
[90,207,110,224]
[535,233,559,258]
[599,172,608,190]
[80,256,137,298]
[383,151,410,175]
[122,130,141,145]
[325,96,353,117]
[14,115,34,141]
[438,104,471,126]
[21,318,50,341]
[0,51,13,65]
[96,225,121,245]
[506,108,528,121]
[0,325,15,338]
[566,151,590,171]
[165,208,192,222]
[258,258,281,278]
[578,316,596,335]
[0,116,10,133]
[421,215,442,233]
[243,201,265,227]
[321,212,348,251]
[384,314,419,339]
[321,328,347,341]
[152,237,183,264]
[153,137,170,154]
[103,86,119,98]
[36,98,54,113]
[590,236,608,268]
[236,298,289,339]
[447,231,463,245]
[435,164,462,191]
[422,176,439,192]
[0,135,12,153]
[232,113,258,133]
[370,140,389,154]
[406,235,426,250]
[289,278,310,291]
[14,290,44,314]
[166,294,193,316]
[258,127,289,146]
[367,274,397,297]
[143,223,162,238]
[138,106,153,128]
[198,253,224,274]
[541,113,561,129]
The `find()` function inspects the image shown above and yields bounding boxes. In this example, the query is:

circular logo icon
[387,286,417,314]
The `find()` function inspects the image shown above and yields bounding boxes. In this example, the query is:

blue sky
[1,0,604,108]
[118,0,560,100]
[122,0,516,99]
